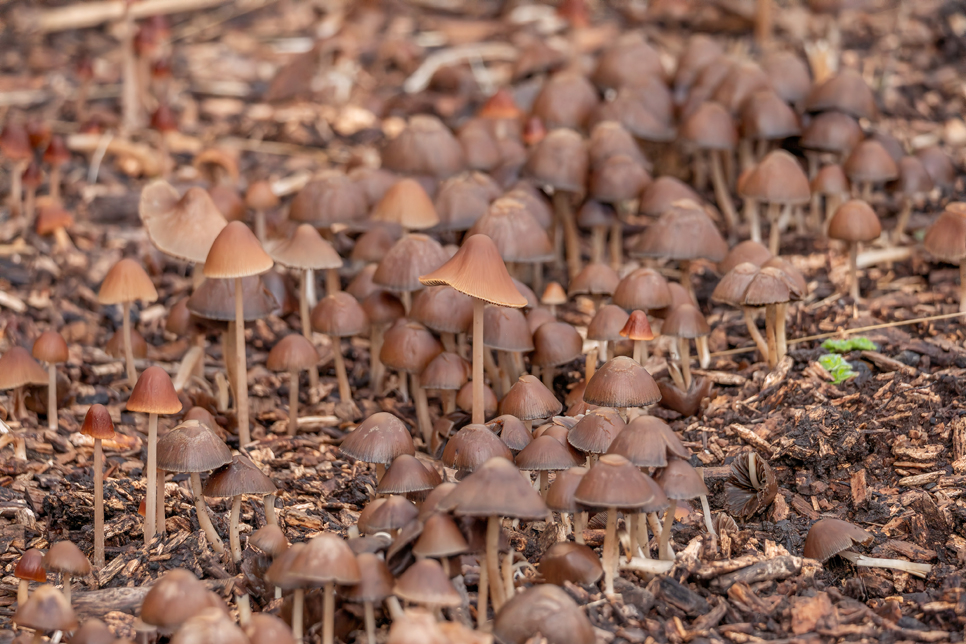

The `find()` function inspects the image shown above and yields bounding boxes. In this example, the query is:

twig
[13,0,233,34]
[404,43,517,94]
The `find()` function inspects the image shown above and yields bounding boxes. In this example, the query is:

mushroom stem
[93,437,105,567]
[144,413,158,546]
[9,159,27,218]
[767,202,781,255]
[636,514,649,559]
[764,304,778,369]
[237,592,252,627]
[24,185,36,225]
[292,588,305,639]
[838,550,932,578]
[552,191,582,279]
[775,302,788,362]
[746,197,761,243]
[679,338,692,390]
[323,580,336,644]
[696,336,710,369]
[49,166,62,202]
[477,549,489,628]
[679,259,693,302]
[610,220,623,271]
[222,326,238,403]
[30,631,42,644]
[332,336,352,402]
[412,373,432,445]
[326,268,341,296]
[363,601,376,644]
[443,390,456,415]
[700,494,716,537]
[502,551,516,601]
[234,277,251,446]
[483,349,502,398]
[301,270,318,390]
[288,369,299,436]
[122,300,137,385]
[17,579,27,606]
[825,194,841,232]
[370,324,386,397]
[471,297,485,425]
[585,347,597,382]
[861,181,872,201]
[539,470,549,498]
[848,242,860,302]
[542,366,555,390]
[254,211,266,244]
[14,430,26,460]
[959,261,966,314]
[668,363,686,391]
[46,364,58,430]
[627,511,637,562]
[264,494,277,526]
[659,500,677,561]
[375,463,386,484]
[189,471,225,552]
[575,511,587,544]
[532,262,544,297]
[229,494,242,562]
[441,332,457,354]
[590,226,606,264]
[486,515,505,611]
[742,307,769,362]
[120,0,139,132]
[603,508,617,596]
[63,574,72,604]
[157,468,165,535]
[755,0,772,45]
[710,150,738,230]
[499,350,518,388]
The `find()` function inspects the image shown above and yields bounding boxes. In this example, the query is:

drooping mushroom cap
[515,435,579,472]
[924,207,966,263]
[539,542,603,586]
[613,267,673,311]
[156,420,232,473]
[98,258,159,305]
[712,262,760,306]
[442,423,513,472]
[127,366,182,415]
[468,198,554,264]
[439,456,549,520]
[374,234,449,294]
[419,234,528,308]
[32,330,68,364]
[203,454,277,498]
[583,356,661,408]
[545,467,588,513]
[186,275,279,322]
[724,452,778,518]
[371,178,440,231]
[805,69,877,119]
[606,415,689,468]
[742,150,811,205]
[801,111,862,155]
[568,407,625,455]
[827,199,882,243]
[204,221,274,279]
[844,140,900,185]
[43,541,92,577]
[249,524,289,558]
[574,453,668,512]
[654,457,709,500]
[341,412,415,464]
[381,320,443,374]
[292,533,362,585]
[632,200,728,262]
[266,334,320,373]
[267,224,341,271]
[493,583,595,644]
[803,518,874,562]
[139,182,228,264]
[531,321,583,368]
[681,102,737,151]
[311,292,369,337]
[81,403,116,440]
[524,128,588,195]
[14,584,77,633]
[394,559,462,607]
[662,304,711,339]
[501,375,563,421]
[377,454,441,496]
[618,310,654,342]
[15,549,46,583]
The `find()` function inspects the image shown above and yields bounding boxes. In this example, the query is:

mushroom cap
[169,607,248,644]
[493,584,595,644]
[740,89,800,141]
[531,71,599,131]
[484,306,535,352]
[469,197,554,264]
[139,182,228,264]
[741,267,791,306]
[916,145,956,189]
[457,382,498,421]
[539,542,603,586]
[380,320,442,374]
[712,262,760,306]
[140,569,221,631]
[32,330,68,364]
[266,333,320,372]
[801,111,862,154]
[742,150,811,205]
[618,309,654,342]
[377,454,441,495]
[663,303,711,338]
[500,374,563,421]
[530,321,582,368]
[264,543,308,590]
[340,413,415,464]
[249,524,289,557]
[569,263,620,297]
[588,121,647,169]
[827,199,882,243]
[267,224,342,271]
[674,33,725,98]
[589,154,651,204]
[515,435,580,471]
[371,178,440,231]
[375,233,450,293]
[527,307,556,335]
[186,275,279,322]
[15,549,47,583]
[311,292,369,337]
[245,613,297,644]
[592,32,664,89]
[98,258,159,305]
[613,267,673,311]
[803,518,873,562]
[606,415,689,467]
[719,240,773,275]
[245,180,279,211]
[44,541,92,576]
[35,203,75,236]
[632,200,728,262]
[844,140,900,184]
[590,85,676,143]
[351,225,399,264]
[362,291,406,327]
[410,285,474,335]
[811,164,850,196]
[413,512,469,558]
[681,102,737,150]
[639,176,704,217]
[438,456,549,520]
[127,366,182,415]
[364,495,419,532]
[545,466,588,513]
[382,114,465,179]
[0,122,32,161]
[712,62,770,113]
[420,352,471,390]
[895,155,935,196]
[583,356,661,408]
[80,403,116,440]
[491,414,533,452]
[289,172,367,227]
[762,257,807,299]
[653,457,709,500]
[576,200,617,230]
[924,207,966,263]
[524,128,588,194]
[156,420,232,473]
[13,584,77,632]
[203,454,276,497]
[574,453,668,511]
[291,533,362,585]
[71,618,115,644]
[724,452,778,518]
[442,423,513,472]
[568,407,625,455]
[587,304,631,342]
[341,552,394,603]
[106,329,148,359]
[419,234,528,307]
[434,172,502,232]
[805,69,877,119]
[204,221,274,279]
[394,559,462,607]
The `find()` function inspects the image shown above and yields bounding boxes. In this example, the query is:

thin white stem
[230,495,242,563]
[838,550,932,578]
[144,413,158,546]
[190,472,225,552]
[235,277,251,446]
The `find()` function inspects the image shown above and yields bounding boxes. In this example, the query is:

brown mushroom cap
[244,180,279,212]
[341,553,394,604]
[434,172,502,232]
[249,524,289,558]
[139,182,228,264]
[569,263,620,297]
[724,452,778,518]
[438,456,549,520]
[420,352,471,391]
[141,569,225,632]
[545,466,588,513]
[588,121,648,169]
[289,171,368,228]
[493,583,595,644]
[490,414,533,452]
[681,102,738,151]
[539,542,603,586]
[587,305,630,342]
[371,178,440,231]
[590,154,651,204]
[524,128,588,195]
[924,207,966,263]
[106,329,148,359]
[592,32,664,89]
[712,262,760,306]
[805,70,877,119]
[419,234,528,308]
[381,320,443,374]
[606,415,689,467]
[413,512,469,558]
[382,114,465,179]
[662,303,711,338]
[515,434,579,471]
[916,145,956,190]
[740,89,800,142]
[574,453,668,512]
[14,584,77,633]
[653,457,709,500]
[801,111,862,155]
[613,268,673,312]
[844,140,900,185]
[204,454,276,498]
[377,454,441,495]
[266,334,320,372]
[568,408,625,455]
[81,403,116,440]
[639,176,705,217]
[72,618,116,644]
[741,267,791,307]
[340,413,415,465]
[895,156,935,196]
[583,356,661,408]
[827,199,882,243]
[442,423,513,472]
[531,71,599,131]
[468,197,554,264]
[127,366,182,415]
[36,204,75,236]
[267,224,342,271]
[802,518,874,562]
[484,306,535,352]
[632,200,728,262]
[531,321,583,368]
[186,275,279,322]
[204,221,274,279]
[761,51,812,104]
[410,285,473,335]
[742,150,811,205]
[0,122,32,161]
[44,541,93,577]
[500,374,563,421]
[15,549,47,583]
[394,558,462,607]
[32,330,68,364]
[311,292,370,337]
[719,240,773,275]
[245,613,297,644]
[362,291,406,328]
[98,258,159,305]
[265,543,307,590]
[374,233,449,294]
[291,533,362,585]
[156,420,232,473]
[365,495,419,533]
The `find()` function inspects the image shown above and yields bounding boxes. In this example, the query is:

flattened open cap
[419,234,528,307]
[139,182,228,264]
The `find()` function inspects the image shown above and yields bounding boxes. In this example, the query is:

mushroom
[381,114,466,180]
[249,525,289,600]
[35,202,76,252]
[140,568,224,636]
[827,199,882,303]
[363,290,407,397]
[42,541,91,605]
[361,495,419,538]
[374,233,449,314]
[484,306,535,396]
[31,330,68,431]
[588,304,629,364]
[13,584,77,643]
[14,549,46,606]
[469,196,555,295]
[245,180,279,244]
[0,121,31,218]
[155,419,232,553]
[530,321,583,389]
[380,320,441,443]
[569,262,620,312]
[539,542,603,587]
[515,434,579,498]
[724,451,778,519]
[541,282,567,317]
[680,102,738,231]
[413,512,469,575]
[654,458,713,557]
[410,285,472,359]
[442,423,513,477]
[420,352,470,415]
[568,408,625,467]
[804,518,931,578]
[43,136,70,203]
[81,404,116,567]
[127,366,183,545]
[583,356,662,422]
[343,553,395,644]
[266,334,320,436]
[394,558,463,617]
[740,267,791,369]
[493,584,594,644]
[546,468,589,542]
[377,453,441,500]
[420,235,529,425]
[170,607,248,644]
[713,263,770,363]
[892,156,934,243]
[289,534,362,644]
[204,454,278,563]
[204,221,274,447]
[0,347,49,453]
[500,374,562,434]
[620,310,655,365]
[265,544,310,638]
[844,139,899,201]
[98,258,159,385]
[924,205,966,312]
[742,150,812,255]
[340,412,416,484]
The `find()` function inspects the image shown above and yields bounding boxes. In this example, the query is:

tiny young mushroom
[843,139,899,202]
[803,518,932,578]
[0,121,31,218]
[127,366,183,546]
[14,549,46,606]
[12,584,77,642]
[42,541,92,605]
[98,258,159,385]
[827,199,882,303]
[380,320,442,443]
[289,534,362,644]
[724,451,778,519]
[265,543,311,638]
[31,330,68,430]
[924,205,966,312]
[204,454,278,563]
[155,419,232,553]
[266,334,320,436]
[620,309,655,365]
[35,202,76,252]
[653,458,713,557]
[81,404,116,568]
[541,282,567,317]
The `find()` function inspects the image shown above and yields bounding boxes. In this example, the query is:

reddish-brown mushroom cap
[98,258,159,305]
[32,330,68,364]
[81,404,116,440]
[419,234,528,307]
[126,366,183,415]
[0,347,49,390]
[204,221,273,279]
[803,518,874,562]
[15,549,47,583]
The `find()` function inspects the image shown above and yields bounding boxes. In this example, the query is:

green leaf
[821,336,877,353]
[818,353,857,384]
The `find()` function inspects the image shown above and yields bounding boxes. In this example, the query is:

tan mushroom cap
[574,453,668,511]
[924,208,966,263]
[420,352,471,390]
[204,221,273,279]
[583,356,661,408]
[468,197,554,264]
[267,224,341,271]
[141,569,223,632]
[14,584,77,632]
[71,618,115,644]
[374,233,449,293]
[245,180,279,211]
[613,267,673,311]
[371,178,440,231]
[606,415,688,468]
[568,407,625,455]
[311,292,369,337]
[342,553,394,604]
[587,304,630,342]
[531,321,583,368]
[653,457,709,500]
[127,366,183,415]
[266,333,320,372]
[291,533,362,585]
[81,403,116,440]
[741,267,791,307]
[394,559,462,607]
[170,608,248,644]
[827,199,882,243]
[411,286,474,334]
[377,453,441,495]
[632,200,728,262]
[419,234,528,308]
[249,524,289,557]
[156,420,232,473]
[98,258,159,305]
[539,542,603,586]
[545,466,588,513]
[44,541,92,576]
[805,69,877,120]
[437,456,549,520]
[719,240,773,274]
[663,303,711,338]
[500,374,563,421]
[803,518,874,562]
[32,330,68,364]
[0,346,55,390]
[713,262,760,306]
[569,262,620,297]
[204,453,276,497]
[742,150,810,205]
[844,140,900,185]
[381,320,442,374]
[340,412,415,464]
[139,181,228,264]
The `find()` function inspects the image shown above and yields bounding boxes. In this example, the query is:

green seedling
[818,353,857,385]
[821,336,877,353]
